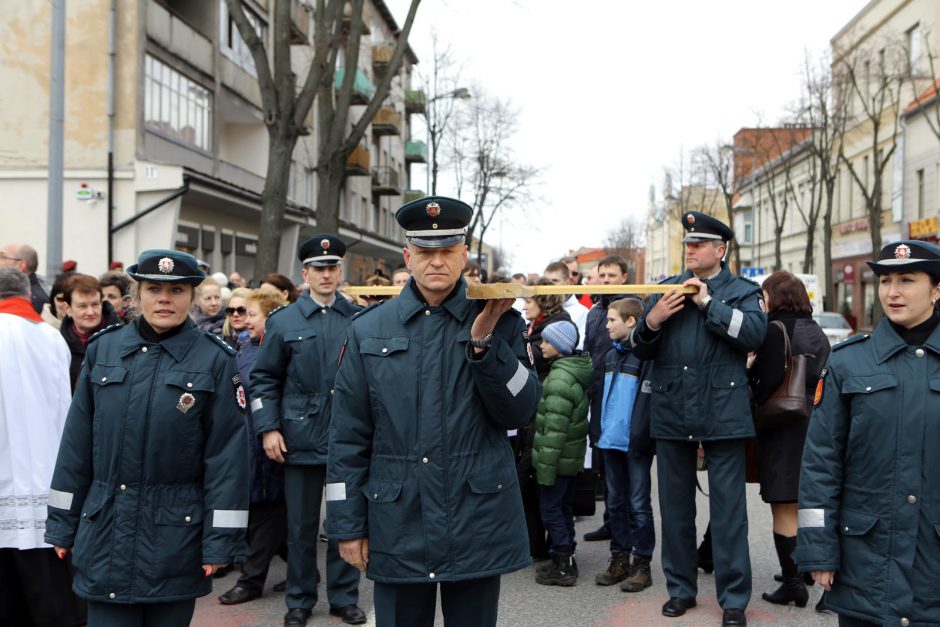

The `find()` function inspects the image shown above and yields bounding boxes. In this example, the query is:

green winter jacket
[533,354,593,486]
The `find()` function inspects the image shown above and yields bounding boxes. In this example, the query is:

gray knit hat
[542,320,578,356]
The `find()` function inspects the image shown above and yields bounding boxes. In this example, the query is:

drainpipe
[107,0,116,263]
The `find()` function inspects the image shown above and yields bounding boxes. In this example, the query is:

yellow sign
[910,216,939,238]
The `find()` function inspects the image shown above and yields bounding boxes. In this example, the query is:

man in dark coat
[0,242,47,314]
[327,196,542,627]
[632,212,766,626]
[59,274,121,391]
[250,234,365,627]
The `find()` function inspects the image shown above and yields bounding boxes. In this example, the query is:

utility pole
[46,0,66,275]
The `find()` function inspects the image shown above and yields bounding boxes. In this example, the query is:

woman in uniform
[796,240,940,627]
[44,249,250,627]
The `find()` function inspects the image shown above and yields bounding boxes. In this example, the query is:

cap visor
[867,259,940,276]
[407,235,466,248]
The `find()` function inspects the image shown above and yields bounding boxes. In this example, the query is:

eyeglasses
[226,306,247,315]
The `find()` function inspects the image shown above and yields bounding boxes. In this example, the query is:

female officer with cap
[796,240,940,627]
[44,249,250,627]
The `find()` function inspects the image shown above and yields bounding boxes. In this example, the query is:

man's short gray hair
[0,268,31,300]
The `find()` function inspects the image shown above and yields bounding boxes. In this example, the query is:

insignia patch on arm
[232,372,247,412]
[813,368,827,407]
[337,337,348,368]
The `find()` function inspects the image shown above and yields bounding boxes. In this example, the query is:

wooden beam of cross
[341,284,699,299]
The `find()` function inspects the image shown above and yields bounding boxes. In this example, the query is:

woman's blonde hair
[195,277,221,299]
[246,288,286,319]
[222,287,253,336]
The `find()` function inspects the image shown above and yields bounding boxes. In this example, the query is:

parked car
[812,311,854,345]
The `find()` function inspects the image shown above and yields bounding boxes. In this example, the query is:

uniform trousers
[373,575,501,627]
[656,438,751,609]
[236,498,288,592]
[284,464,359,610]
[0,547,85,626]
[85,599,195,627]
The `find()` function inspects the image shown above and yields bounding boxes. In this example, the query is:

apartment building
[0,0,427,282]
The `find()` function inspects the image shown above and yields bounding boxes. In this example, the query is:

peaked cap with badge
[298,233,346,267]
[126,249,206,285]
[396,195,473,248]
[681,211,735,244]
[867,239,940,277]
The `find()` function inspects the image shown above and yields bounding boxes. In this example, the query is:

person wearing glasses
[0,242,47,314]
[223,287,252,348]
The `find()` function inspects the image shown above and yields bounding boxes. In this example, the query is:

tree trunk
[256,125,298,275]
[315,154,346,235]
[774,226,783,271]
[802,214,817,274]
[823,181,835,311]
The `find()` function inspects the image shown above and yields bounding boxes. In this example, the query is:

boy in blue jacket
[594,298,656,592]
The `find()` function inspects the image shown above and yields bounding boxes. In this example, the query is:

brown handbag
[753,320,810,433]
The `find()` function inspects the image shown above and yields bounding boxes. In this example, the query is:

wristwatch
[470,333,495,349]
[698,295,712,312]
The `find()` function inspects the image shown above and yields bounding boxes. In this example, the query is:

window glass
[144,55,212,151]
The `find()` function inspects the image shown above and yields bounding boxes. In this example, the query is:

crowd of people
[2,197,940,627]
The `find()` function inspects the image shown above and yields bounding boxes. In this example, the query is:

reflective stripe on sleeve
[325,483,346,502]
[250,398,263,412]
[506,361,529,397]
[727,309,744,339]
[213,509,249,528]
[47,489,73,511]
[798,508,825,528]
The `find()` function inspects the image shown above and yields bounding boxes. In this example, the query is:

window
[917,168,925,219]
[908,23,922,74]
[744,223,752,244]
[144,55,212,151]
[220,0,266,77]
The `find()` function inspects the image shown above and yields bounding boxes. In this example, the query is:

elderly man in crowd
[0,268,82,625]
[0,242,47,314]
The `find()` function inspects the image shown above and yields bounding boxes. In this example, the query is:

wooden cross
[341,283,698,299]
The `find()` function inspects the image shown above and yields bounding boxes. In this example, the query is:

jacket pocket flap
[929,379,940,393]
[837,509,877,536]
[467,473,518,494]
[164,371,215,392]
[80,490,109,521]
[284,393,322,420]
[360,337,409,356]
[454,330,471,343]
[154,504,205,526]
[361,480,403,503]
[90,365,128,386]
[710,377,742,389]
[842,374,897,394]
[284,328,317,343]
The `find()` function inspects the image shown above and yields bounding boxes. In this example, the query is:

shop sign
[838,218,869,235]
[909,216,939,240]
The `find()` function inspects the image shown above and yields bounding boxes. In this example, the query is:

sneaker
[621,556,653,592]
[595,551,631,586]
[535,552,578,586]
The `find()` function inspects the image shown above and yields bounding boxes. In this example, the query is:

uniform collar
[398,277,473,323]
[295,291,357,318]
[121,317,200,362]
[872,314,940,363]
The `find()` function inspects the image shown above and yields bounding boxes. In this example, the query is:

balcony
[371,107,402,136]
[403,189,425,203]
[405,90,427,115]
[335,69,373,105]
[290,0,311,44]
[345,145,370,176]
[404,141,427,164]
[372,166,402,196]
[372,43,395,76]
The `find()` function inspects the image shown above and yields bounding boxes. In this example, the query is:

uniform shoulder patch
[657,275,680,285]
[266,304,288,319]
[352,301,384,320]
[207,333,237,355]
[832,333,869,352]
[88,322,123,343]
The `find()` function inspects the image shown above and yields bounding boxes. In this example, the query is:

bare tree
[604,215,645,279]
[449,90,540,264]
[227,0,420,274]
[699,142,742,272]
[420,35,467,195]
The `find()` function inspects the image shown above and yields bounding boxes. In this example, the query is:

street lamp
[721,144,759,272]
[426,87,471,194]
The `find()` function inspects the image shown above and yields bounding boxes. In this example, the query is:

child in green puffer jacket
[532,319,593,587]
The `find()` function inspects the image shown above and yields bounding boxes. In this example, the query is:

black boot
[762,533,808,608]
[535,552,578,586]
[697,524,713,574]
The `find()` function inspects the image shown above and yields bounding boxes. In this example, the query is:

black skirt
[756,413,810,503]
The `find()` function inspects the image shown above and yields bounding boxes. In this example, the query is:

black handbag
[753,320,810,433]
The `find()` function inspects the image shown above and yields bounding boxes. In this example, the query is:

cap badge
[157,257,175,274]
[177,392,196,414]
[895,244,912,260]
[687,214,695,225]
[321,239,331,250]
[426,202,441,218]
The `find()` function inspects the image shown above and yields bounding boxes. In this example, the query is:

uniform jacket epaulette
[266,304,289,319]
[88,323,123,344]
[831,333,870,352]
[352,301,384,320]
[207,332,237,355]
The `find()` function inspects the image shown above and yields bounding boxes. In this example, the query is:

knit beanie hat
[542,320,578,356]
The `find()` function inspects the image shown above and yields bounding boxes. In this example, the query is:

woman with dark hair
[749,270,830,608]
[259,273,299,304]
[796,241,940,627]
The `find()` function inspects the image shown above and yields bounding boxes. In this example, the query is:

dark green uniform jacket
[631,265,766,441]
[796,321,940,626]
[249,293,360,465]
[44,318,250,603]
[325,279,542,584]
[532,354,592,486]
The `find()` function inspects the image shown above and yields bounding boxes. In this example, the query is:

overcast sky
[387,0,871,275]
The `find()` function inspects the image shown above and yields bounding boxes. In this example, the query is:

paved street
[193,467,839,626]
